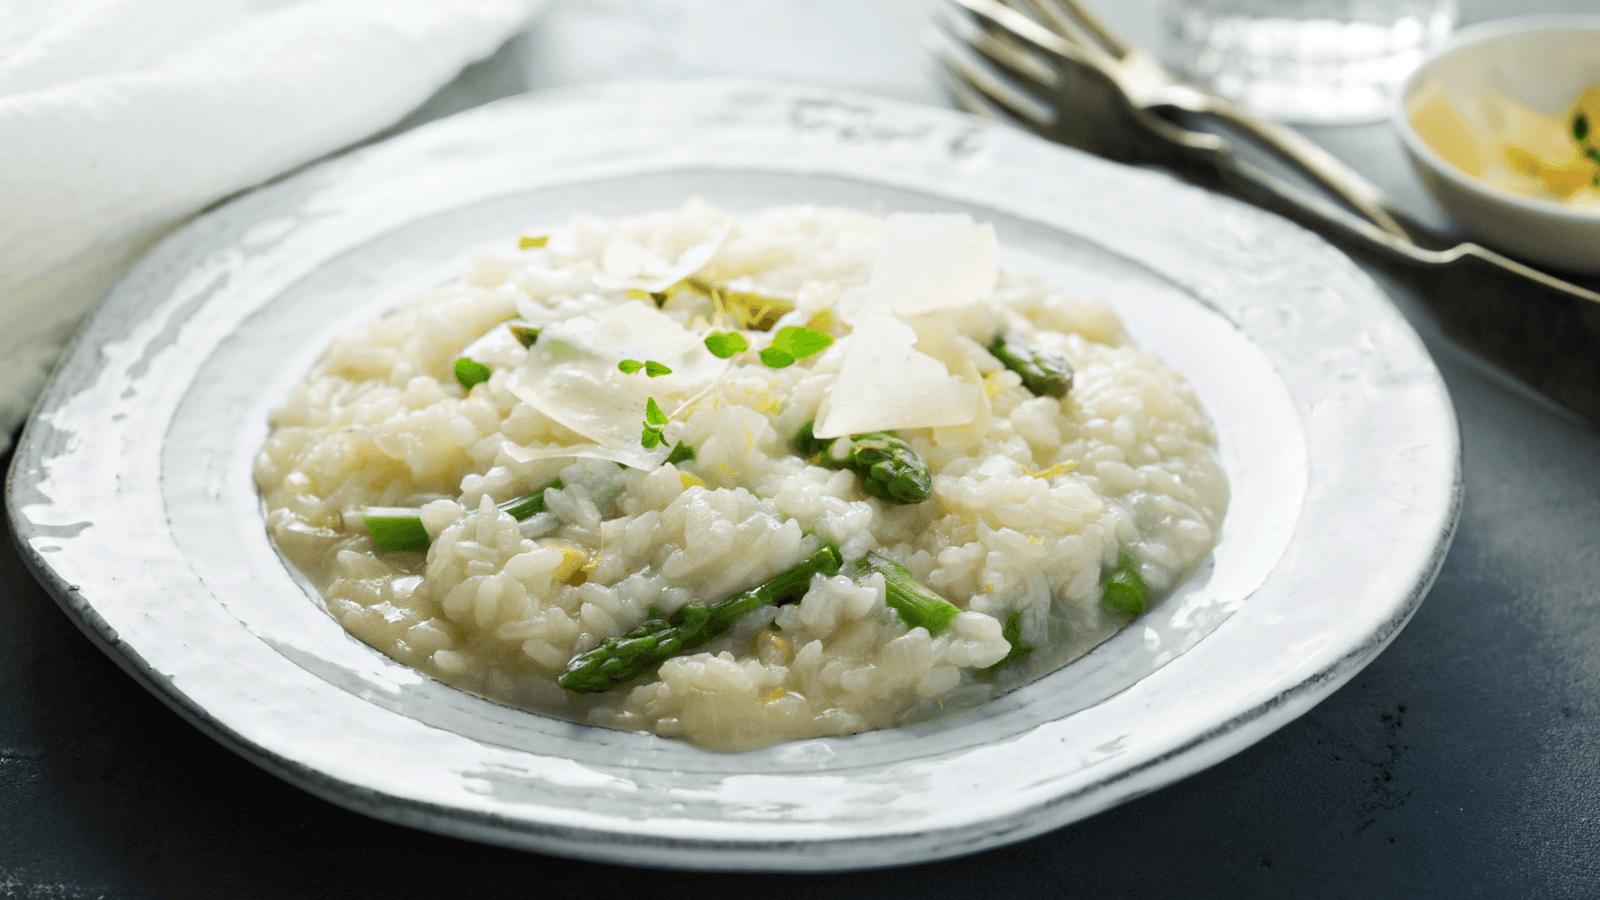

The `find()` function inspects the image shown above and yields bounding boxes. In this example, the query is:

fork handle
[1174,95,1414,242]
[1179,149,1600,429]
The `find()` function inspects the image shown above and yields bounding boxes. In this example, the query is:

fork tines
[929,0,1067,132]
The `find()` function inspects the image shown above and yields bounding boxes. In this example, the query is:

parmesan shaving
[814,307,982,438]
[865,213,998,316]
[507,301,725,466]
[500,440,660,470]
[458,321,526,368]
[593,218,734,292]
[917,317,992,449]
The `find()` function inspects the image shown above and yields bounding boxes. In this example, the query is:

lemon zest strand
[1024,460,1078,479]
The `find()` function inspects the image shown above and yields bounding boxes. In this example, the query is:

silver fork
[937,0,1412,239]
[933,0,1600,430]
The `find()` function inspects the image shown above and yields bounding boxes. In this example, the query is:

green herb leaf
[704,332,750,358]
[640,426,664,449]
[622,359,673,377]
[1576,112,1591,143]
[759,347,795,368]
[645,397,668,426]
[453,358,492,390]
[665,440,696,466]
[770,325,833,361]
[509,324,541,348]
[518,235,549,249]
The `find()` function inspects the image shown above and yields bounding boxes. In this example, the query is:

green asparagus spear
[559,543,844,693]
[791,419,833,459]
[363,478,565,554]
[978,610,1034,677]
[496,477,566,521]
[1100,549,1148,617]
[793,421,933,505]
[988,333,1073,398]
[854,552,962,635]
[362,514,431,554]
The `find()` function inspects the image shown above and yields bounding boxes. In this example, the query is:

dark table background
[5,0,1600,896]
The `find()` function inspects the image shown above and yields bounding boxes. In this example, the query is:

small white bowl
[1394,16,1600,273]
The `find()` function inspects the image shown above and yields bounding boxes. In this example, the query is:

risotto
[254,200,1228,751]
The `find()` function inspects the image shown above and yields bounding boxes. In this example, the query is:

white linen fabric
[0,0,544,450]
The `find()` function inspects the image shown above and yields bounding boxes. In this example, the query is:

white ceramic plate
[6,81,1459,871]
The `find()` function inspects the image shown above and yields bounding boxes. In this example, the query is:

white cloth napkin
[0,0,544,451]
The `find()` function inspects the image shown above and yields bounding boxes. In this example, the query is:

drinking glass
[1166,0,1460,124]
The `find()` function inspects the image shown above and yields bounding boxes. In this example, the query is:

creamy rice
[254,200,1228,751]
